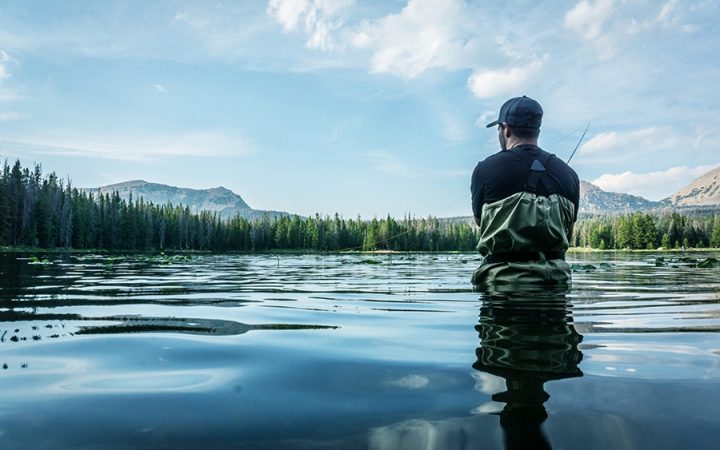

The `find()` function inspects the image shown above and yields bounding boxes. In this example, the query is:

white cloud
[154,84,168,94]
[349,0,474,79]
[0,50,16,80]
[656,0,699,33]
[657,0,676,24]
[625,1,699,35]
[267,0,354,51]
[263,0,553,98]
[579,127,677,155]
[474,110,496,128]
[564,0,618,59]
[565,0,615,40]
[692,125,718,149]
[0,131,255,162]
[591,164,718,200]
[467,59,544,99]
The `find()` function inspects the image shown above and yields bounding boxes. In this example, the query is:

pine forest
[1,158,719,252]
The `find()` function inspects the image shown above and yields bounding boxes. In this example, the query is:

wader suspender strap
[484,148,566,265]
[511,148,554,193]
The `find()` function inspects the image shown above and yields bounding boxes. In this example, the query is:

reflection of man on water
[474,292,583,450]
[471,96,580,287]
[368,291,584,450]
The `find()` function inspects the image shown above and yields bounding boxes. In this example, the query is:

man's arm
[570,170,580,222]
[471,163,484,227]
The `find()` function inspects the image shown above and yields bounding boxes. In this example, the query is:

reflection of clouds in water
[389,374,429,390]
[3,357,91,375]
[471,401,504,415]
[0,363,236,402]
[596,342,706,356]
[369,418,490,450]
[583,342,715,379]
[47,369,236,395]
[471,371,504,395]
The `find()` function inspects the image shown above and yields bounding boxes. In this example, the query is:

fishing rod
[566,122,590,165]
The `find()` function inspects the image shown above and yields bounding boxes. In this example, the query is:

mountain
[669,166,720,207]
[82,180,290,220]
[579,181,666,215]
[87,165,720,221]
[580,165,720,214]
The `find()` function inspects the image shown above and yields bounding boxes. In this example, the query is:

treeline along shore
[1,158,719,252]
[573,213,720,250]
[0,159,478,252]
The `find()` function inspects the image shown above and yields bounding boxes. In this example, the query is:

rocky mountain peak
[82,181,290,220]
[670,166,720,207]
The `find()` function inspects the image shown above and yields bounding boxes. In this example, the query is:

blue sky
[0,0,718,218]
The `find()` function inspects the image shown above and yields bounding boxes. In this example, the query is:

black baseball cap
[486,95,543,129]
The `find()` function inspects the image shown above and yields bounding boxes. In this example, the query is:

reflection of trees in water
[474,290,583,450]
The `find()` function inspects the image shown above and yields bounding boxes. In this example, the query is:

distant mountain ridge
[580,165,720,215]
[86,165,720,221]
[579,180,667,214]
[82,180,290,220]
[670,166,720,207]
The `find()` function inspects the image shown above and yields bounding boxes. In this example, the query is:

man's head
[487,96,542,150]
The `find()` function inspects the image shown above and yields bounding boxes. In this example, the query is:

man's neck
[506,138,538,150]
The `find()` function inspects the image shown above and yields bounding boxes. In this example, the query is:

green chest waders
[472,151,574,288]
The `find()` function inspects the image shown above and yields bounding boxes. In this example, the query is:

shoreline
[2,246,719,255]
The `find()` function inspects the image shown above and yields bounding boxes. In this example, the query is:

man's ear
[503,125,512,138]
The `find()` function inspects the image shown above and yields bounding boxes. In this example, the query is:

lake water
[1,251,718,449]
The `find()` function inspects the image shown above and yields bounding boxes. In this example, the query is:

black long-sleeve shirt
[471,144,580,225]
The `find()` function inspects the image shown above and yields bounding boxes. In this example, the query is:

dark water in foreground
[0,252,718,449]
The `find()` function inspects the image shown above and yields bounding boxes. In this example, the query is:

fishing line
[545,123,589,151]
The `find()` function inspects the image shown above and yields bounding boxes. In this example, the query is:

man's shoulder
[543,150,578,179]
[475,150,518,169]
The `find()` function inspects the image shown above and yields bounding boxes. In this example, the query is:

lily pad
[571,263,597,272]
[696,258,720,268]
[28,256,52,265]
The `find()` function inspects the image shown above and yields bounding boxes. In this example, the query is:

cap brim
[486,120,500,128]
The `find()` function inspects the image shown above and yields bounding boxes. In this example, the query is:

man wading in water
[471,96,580,287]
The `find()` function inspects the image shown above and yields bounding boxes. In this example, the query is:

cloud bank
[592,164,718,200]
[0,131,255,163]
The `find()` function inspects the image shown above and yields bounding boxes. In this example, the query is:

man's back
[471,144,579,223]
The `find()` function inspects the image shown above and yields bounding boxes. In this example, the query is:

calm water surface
[0,252,718,449]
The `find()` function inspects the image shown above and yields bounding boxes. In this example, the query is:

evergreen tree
[711,216,720,248]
